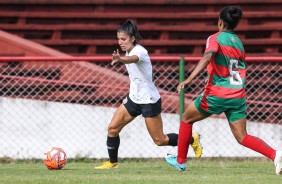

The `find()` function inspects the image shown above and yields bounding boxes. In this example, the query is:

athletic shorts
[123,94,162,118]
[194,93,246,123]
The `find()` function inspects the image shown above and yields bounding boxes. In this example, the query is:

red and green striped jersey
[204,31,246,99]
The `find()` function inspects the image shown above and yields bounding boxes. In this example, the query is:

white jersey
[125,44,160,104]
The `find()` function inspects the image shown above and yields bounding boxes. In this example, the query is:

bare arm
[177,53,213,92]
[111,49,139,65]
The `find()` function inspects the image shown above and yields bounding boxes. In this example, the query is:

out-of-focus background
[0,0,281,159]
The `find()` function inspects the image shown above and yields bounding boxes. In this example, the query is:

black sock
[107,136,120,163]
[167,133,178,146]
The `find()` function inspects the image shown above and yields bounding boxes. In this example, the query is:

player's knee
[107,125,120,136]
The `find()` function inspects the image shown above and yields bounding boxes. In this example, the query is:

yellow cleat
[94,161,118,169]
[191,133,203,158]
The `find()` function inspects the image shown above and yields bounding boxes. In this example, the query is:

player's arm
[111,49,139,65]
[177,53,213,92]
[177,34,218,92]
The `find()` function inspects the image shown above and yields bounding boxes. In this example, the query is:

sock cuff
[107,135,120,140]
[107,135,120,146]
[167,133,178,146]
[180,121,192,127]
[242,134,250,145]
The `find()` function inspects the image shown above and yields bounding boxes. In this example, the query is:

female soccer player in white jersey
[95,19,202,169]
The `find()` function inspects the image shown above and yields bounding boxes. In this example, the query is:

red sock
[177,121,193,164]
[242,134,276,161]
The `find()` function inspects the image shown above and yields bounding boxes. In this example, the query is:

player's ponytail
[220,6,242,30]
[117,19,142,44]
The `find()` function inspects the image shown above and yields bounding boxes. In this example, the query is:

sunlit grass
[0,158,280,184]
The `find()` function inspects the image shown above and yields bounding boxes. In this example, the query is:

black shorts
[123,94,162,118]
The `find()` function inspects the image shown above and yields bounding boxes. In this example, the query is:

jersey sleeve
[129,46,148,63]
[204,34,219,54]
[138,51,148,63]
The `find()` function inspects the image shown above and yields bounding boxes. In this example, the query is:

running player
[165,6,282,175]
[95,19,202,169]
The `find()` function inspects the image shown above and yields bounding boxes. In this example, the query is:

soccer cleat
[274,151,282,175]
[94,161,118,169]
[165,154,186,171]
[191,132,203,158]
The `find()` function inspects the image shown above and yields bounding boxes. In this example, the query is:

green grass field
[0,158,281,184]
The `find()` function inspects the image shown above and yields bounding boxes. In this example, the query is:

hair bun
[125,19,131,25]
[219,6,242,29]
[229,7,242,20]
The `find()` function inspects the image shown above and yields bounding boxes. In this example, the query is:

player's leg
[228,113,276,160]
[144,112,203,157]
[144,114,173,146]
[177,102,208,163]
[95,103,135,169]
[142,98,178,146]
[165,102,209,171]
[228,116,282,175]
[143,98,203,158]
[107,104,135,137]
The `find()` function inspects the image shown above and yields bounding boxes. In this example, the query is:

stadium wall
[1,97,281,159]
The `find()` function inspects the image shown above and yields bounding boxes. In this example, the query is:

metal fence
[0,56,281,159]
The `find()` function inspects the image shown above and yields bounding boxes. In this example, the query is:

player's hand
[176,81,186,93]
[111,49,120,65]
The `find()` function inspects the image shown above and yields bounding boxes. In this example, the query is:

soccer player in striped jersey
[165,6,282,175]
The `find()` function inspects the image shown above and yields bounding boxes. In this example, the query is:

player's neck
[222,28,233,32]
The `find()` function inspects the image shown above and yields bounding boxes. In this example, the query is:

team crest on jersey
[230,37,236,43]
[123,96,128,104]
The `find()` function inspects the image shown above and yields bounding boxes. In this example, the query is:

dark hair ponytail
[117,19,142,44]
[219,6,242,30]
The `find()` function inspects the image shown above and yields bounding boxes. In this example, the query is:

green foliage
[0,159,281,184]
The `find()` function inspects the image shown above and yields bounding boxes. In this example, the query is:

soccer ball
[43,147,67,170]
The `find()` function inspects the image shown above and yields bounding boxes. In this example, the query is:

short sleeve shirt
[203,31,246,99]
[125,44,160,104]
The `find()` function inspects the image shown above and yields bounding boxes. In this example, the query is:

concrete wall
[0,97,281,159]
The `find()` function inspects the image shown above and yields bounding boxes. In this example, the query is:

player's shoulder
[133,44,147,53]
[207,32,221,39]
[130,44,148,57]
[206,32,221,43]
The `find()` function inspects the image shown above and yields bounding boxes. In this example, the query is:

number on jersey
[229,59,243,85]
